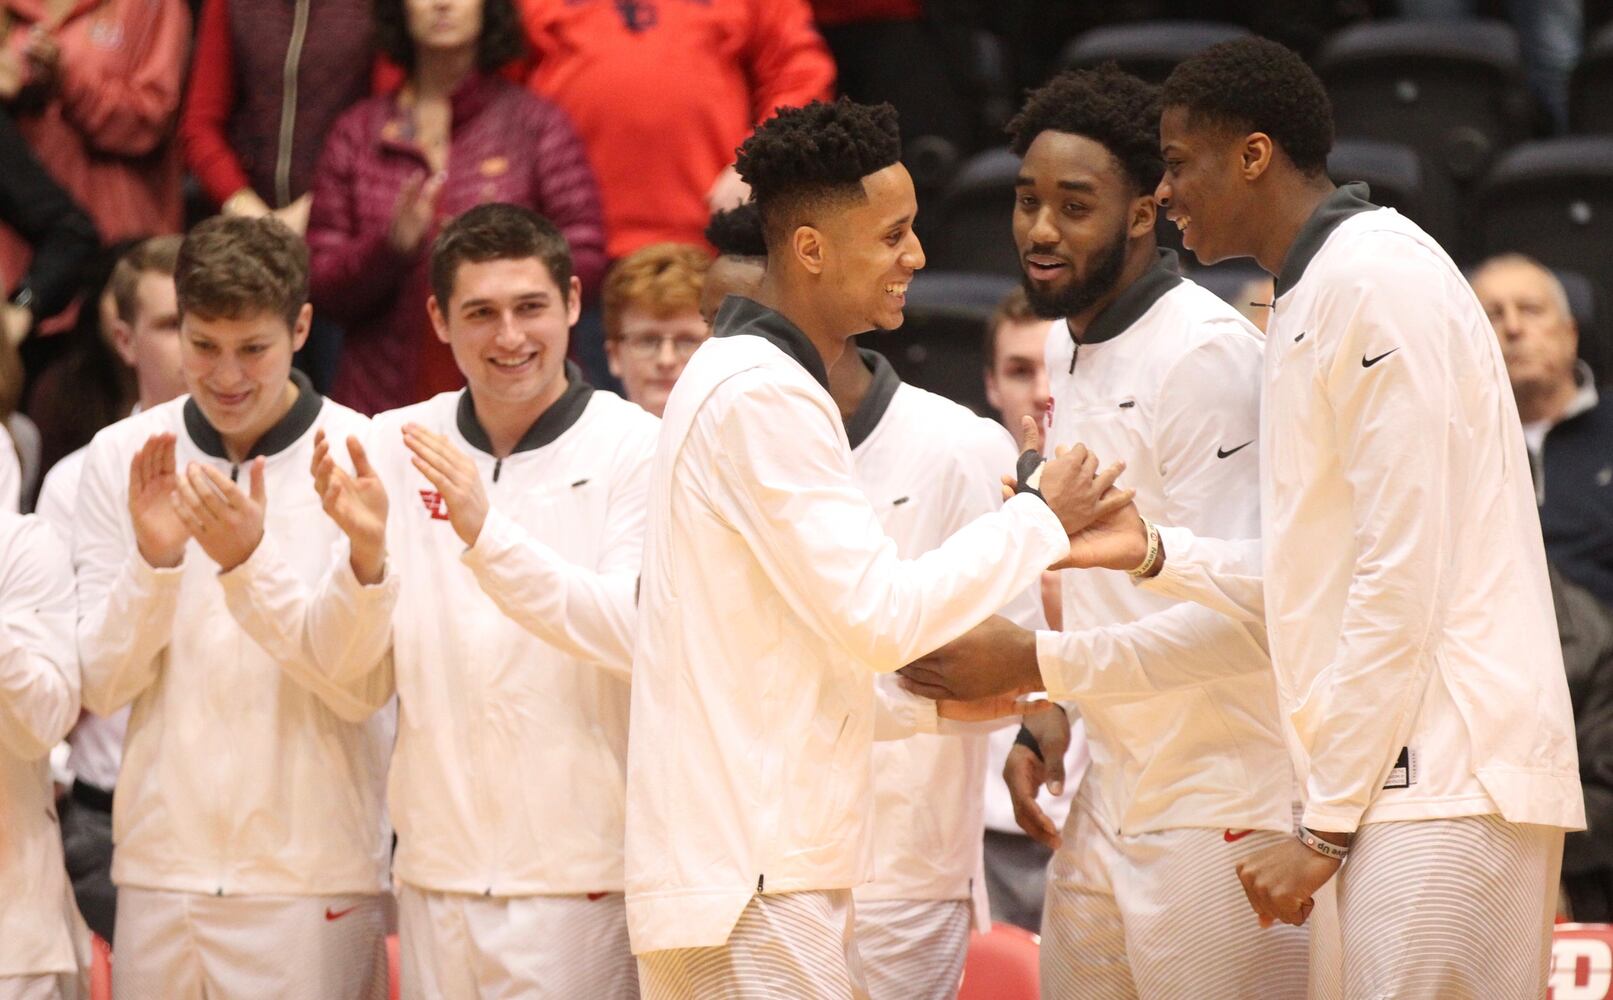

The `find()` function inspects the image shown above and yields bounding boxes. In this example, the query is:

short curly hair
[375,0,525,76]
[176,216,308,330]
[1161,36,1334,174]
[1006,65,1163,195]
[603,243,712,341]
[735,99,902,251]
[704,203,768,259]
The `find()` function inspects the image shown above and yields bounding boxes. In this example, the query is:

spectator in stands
[180,0,372,237]
[518,0,834,384]
[1473,253,1613,607]
[308,0,604,415]
[983,286,1052,458]
[0,107,96,344]
[23,241,139,485]
[0,0,189,298]
[978,284,1081,934]
[1554,563,1613,921]
[602,243,711,418]
[35,235,183,944]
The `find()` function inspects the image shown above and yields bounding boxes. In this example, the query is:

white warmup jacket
[1144,185,1583,834]
[1034,252,1292,837]
[625,298,1069,954]
[845,352,1048,929]
[294,371,657,896]
[0,512,80,977]
[0,421,19,512]
[74,373,395,896]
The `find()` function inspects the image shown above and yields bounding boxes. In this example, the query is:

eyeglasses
[618,332,708,360]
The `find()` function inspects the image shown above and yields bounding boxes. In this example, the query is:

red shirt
[520,0,835,260]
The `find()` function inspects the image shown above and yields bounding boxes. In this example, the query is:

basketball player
[74,217,391,999]
[302,204,656,998]
[624,99,1130,998]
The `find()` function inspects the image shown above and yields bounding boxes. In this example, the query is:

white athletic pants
[396,884,638,1000]
[0,975,83,1000]
[1312,814,1563,1000]
[853,898,971,1000]
[1040,790,1311,1000]
[111,887,386,1000]
[637,889,868,1000]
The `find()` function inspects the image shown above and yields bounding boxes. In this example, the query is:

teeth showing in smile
[885,283,908,296]
[490,355,534,369]
[1175,216,1189,232]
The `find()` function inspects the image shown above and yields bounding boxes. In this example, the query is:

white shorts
[637,889,867,1000]
[396,884,637,1000]
[110,887,386,1000]
[1316,814,1563,999]
[853,898,970,1000]
[1041,791,1310,1000]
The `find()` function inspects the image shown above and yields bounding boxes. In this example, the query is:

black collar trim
[713,296,829,391]
[184,368,322,461]
[1078,248,1184,347]
[456,361,594,456]
[1275,182,1379,297]
[845,349,902,449]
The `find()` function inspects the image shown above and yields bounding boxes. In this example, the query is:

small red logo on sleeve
[1223,829,1254,843]
[418,490,451,521]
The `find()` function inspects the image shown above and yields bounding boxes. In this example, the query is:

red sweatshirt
[0,0,189,294]
[520,0,835,260]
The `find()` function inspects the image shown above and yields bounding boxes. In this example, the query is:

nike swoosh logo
[891,496,910,506]
[586,892,609,901]
[1216,441,1253,459]
[325,905,358,921]
[1362,348,1398,367]
[1224,829,1254,843]
[1294,331,1306,342]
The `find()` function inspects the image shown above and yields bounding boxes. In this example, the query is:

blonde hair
[603,243,712,341]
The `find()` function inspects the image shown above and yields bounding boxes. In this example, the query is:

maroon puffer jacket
[308,72,605,415]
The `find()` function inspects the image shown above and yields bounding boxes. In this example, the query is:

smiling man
[623,98,1131,999]
[942,65,1303,999]
[1009,37,1582,998]
[73,216,391,1000]
[293,203,657,999]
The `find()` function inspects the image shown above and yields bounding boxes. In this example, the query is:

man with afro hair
[897,64,1308,998]
[1040,35,1579,997]
[623,98,1127,998]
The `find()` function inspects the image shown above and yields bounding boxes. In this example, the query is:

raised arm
[74,433,188,715]
[712,374,1088,673]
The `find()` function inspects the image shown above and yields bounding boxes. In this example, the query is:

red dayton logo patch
[418,490,451,521]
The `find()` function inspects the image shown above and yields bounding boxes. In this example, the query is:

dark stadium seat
[861,270,1020,415]
[1474,136,1613,351]
[1316,20,1532,185]
[1327,137,1462,256]
[1057,21,1249,83]
[1569,21,1613,135]
[927,148,1021,277]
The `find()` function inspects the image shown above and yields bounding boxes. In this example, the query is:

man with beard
[906,66,1308,998]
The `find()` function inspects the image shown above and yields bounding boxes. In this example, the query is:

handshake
[897,418,1152,712]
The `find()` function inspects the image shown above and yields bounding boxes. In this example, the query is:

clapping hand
[402,424,487,549]
[128,434,189,569]
[171,459,267,572]
[311,430,389,585]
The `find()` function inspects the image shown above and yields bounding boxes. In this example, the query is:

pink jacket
[0,0,189,294]
[308,73,605,415]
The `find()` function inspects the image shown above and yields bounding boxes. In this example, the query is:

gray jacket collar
[1274,182,1378,297]
[844,349,902,449]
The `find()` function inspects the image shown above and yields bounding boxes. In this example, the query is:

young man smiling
[73,216,391,999]
[999,38,1580,997]
[299,203,656,999]
[624,99,1129,999]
